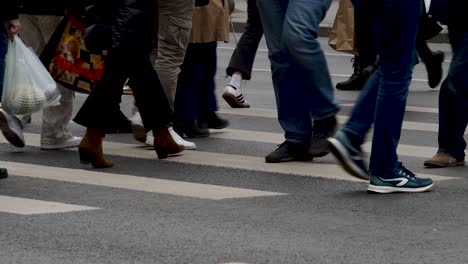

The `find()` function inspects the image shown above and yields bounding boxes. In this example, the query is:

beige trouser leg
[155,0,194,109]
[19,15,75,144]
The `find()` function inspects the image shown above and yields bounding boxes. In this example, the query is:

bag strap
[39,15,70,67]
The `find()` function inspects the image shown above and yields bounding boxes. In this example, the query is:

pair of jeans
[226,0,263,80]
[74,40,173,132]
[342,0,421,177]
[174,42,218,124]
[257,0,340,144]
[437,29,468,160]
[0,29,8,97]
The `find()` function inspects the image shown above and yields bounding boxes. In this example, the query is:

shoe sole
[265,155,313,163]
[328,138,369,180]
[0,111,25,148]
[367,183,434,194]
[132,123,147,144]
[222,92,250,108]
[424,160,465,168]
[41,141,81,150]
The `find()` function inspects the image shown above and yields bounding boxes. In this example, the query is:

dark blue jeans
[174,42,218,124]
[342,0,421,177]
[257,0,340,144]
[437,29,468,160]
[0,29,8,97]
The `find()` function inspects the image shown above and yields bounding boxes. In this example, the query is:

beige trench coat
[190,0,229,43]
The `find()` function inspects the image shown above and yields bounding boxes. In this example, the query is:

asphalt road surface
[1,37,467,264]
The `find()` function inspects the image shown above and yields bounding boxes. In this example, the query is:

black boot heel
[79,147,92,164]
[155,147,168,159]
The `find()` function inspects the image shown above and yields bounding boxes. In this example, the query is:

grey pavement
[0,37,467,264]
[230,0,449,43]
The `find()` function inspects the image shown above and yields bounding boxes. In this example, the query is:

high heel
[79,128,113,168]
[153,127,184,159]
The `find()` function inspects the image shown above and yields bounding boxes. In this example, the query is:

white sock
[229,73,242,90]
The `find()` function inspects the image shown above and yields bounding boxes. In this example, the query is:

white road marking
[0,161,286,200]
[208,129,468,159]
[249,68,431,83]
[341,104,439,114]
[218,107,468,135]
[0,134,456,183]
[217,45,452,62]
[0,195,99,215]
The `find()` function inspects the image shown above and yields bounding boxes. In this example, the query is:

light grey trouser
[155,0,194,109]
[19,15,75,144]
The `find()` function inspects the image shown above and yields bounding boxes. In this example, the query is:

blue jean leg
[284,0,339,119]
[438,30,468,160]
[258,0,339,144]
[343,0,421,177]
[0,30,8,97]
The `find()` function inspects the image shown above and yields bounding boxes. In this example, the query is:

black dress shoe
[0,168,8,179]
[424,51,444,88]
[174,122,210,138]
[265,141,313,163]
[198,112,229,129]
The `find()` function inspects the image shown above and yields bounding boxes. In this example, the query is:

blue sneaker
[328,130,369,180]
[367,162,434,193]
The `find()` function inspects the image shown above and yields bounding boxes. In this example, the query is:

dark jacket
[110,0,155,49]
[448,0,468,32]
[20,0,72,15]
[1,1,21,22]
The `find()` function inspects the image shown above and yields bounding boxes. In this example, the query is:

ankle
[229,72,243,89]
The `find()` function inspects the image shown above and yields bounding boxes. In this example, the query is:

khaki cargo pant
[154,0,194,109]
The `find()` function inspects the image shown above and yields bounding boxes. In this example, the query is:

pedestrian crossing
[0,106,465,215]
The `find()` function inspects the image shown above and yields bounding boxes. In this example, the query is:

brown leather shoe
[424,152,465,168]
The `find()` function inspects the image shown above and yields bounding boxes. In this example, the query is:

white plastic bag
[1,36,60,115]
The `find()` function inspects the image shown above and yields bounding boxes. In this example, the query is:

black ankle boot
[336,56,375,91]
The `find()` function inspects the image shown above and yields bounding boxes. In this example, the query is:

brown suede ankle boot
[79,128,113,168]
[153,127,184,159]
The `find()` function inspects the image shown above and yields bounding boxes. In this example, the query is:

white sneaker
[130,112,147,144]
[169,127,196,150]
[0,109,25,148]
[222,85,250,108]
[143,128,197,150]
[41,136,82,150]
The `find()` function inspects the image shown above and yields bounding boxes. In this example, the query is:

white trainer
[222,85,250,108]
[41,136,82,150]
[144,128,196,150]
[169,127,196,150]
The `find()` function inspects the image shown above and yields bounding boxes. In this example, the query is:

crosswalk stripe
[1,133,456,183]
[341,104,439,114]
[0,195,99,215]
[218,108,468,135]
[249,68,429,83]
[0,161,286,200]
[209,129,468,159]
